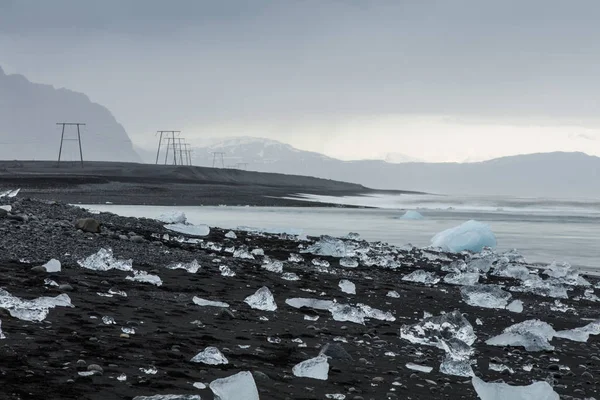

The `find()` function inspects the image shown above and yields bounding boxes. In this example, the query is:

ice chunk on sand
[209,371,259,400]
[42,259,61,273]
[387,290,400,298]
[225,230,237,239]
[486,320,556,351]
[510,276,569,299]
[193,297,230,308]
[554,319,600,342]
[339,279,356,294]
[292,355,329,380]
[0,289,73,322]
[233,247,255,259]
[244,286,277,311]
[400,210,425,220]
[286,298,334,310]
[400,310,476,348]
[339,257,359,268]
[506,299,524,313]
[492,262,531,280]
[133,395,201,400]
[0,319,5,339]
[262,259,283,273]
[126,270,162,286]
[7,188,20,198]
[543,261,590,286]
[288,253,303,263]
[157,211,186,224]
[190,346,228,365]
[460,285,512,309]
[444,271,479,286]
[78,248,133,271]
[472,376,559,400]
[406,363,432,373]
[166,260,200,273]
[329,303,365,324]
[431,220,497,253]
[402,270,440,285]
[357,303,396,322]
[219,265,236,277]
[281,272,300,281]
[303,235,352,257]
[165,223,210,237]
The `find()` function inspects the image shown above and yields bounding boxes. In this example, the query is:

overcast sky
[1,0,600,162]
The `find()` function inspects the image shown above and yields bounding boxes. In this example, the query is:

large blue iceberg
[431,220,496,253]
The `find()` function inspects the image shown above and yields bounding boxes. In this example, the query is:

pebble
[87,364,103,374]
[58,284,74,292]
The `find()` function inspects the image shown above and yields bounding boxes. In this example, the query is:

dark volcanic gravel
[0,197,599,400]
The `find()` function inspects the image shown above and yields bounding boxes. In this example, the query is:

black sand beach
[0,196,599,400]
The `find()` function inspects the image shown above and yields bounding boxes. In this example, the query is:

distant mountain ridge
[190,137,600,198]
[0,66,140,162]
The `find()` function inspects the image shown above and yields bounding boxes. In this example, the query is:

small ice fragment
[233,247,255,259]
[190,346,228,365]
[339,279,356,294]
[267,336,281,344]
[165,223,210,237]
[346,232,361,240]
[431,220,497,253]
[326,395,345,400]
[244,287,277,311]
[523,364,533,372]
[44,278,59,287]
[0,320,5,339]
[476,318,483,326]
[219,265,236,277]
[166,260,200,273]
[406,362,433,373]
[122,327,135,335]
[460,285,512,309]
[472,376,559,400]
[102,316,116,325]
[357,303,396,322]
[97,292,113,297]
[444,271,480,286]
[489,363,515,374]
[400,310,476,348]
[7,188,20,198]
[286,298,334,310]
[225,231,237,239]
[486,320,556,351]
[281,272,300,281]
[554,319,600,342]
[339,258,359,268]
[251,248,264,256]
[126,270,162,286]
[209,371,259,400]
[400,210,424,220]
[304,315,319,321]
[288,253,303,263]
[312,258,330,268]
[292,355,329,380]
[0,289,73,322]
[402,270,440,285]
[506,299,524,313]
[262,260,283,273]
[238,345,250,349]
[192,382,206,389]
[78,371,97,377]
[78,248,133,271]
[303,236,351,257]
[440,357,474,377]
[157,211,186,224]
[387,290,400,298]
[43,259,61,273]
[329,303,365,324]
[117,373,127,381]
[192,297,230,308]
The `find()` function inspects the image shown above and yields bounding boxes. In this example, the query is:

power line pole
[235,162,248,170]
[212,152,225,168]
[156,131,181,165]
[183,143,193,166]
[57,122,86,167]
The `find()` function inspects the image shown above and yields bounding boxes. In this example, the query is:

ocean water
[81,194,600,272]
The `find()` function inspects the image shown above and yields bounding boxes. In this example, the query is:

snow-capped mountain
[191,137,600,198]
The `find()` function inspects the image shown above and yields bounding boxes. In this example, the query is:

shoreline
[0,196,599,399]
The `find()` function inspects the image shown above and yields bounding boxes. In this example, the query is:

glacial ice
[472,376,560,400]
[460,285,512,309]
[402,270,440,285]
[444,271,480,286]
[387,290,400,298]
[357,303,396,322]
[288,253,303,263]
[554,320,600,342]
[400,210,425,220]
[338,279,356,294]
[0,319,5,339]
[486,320,556,351]
[157,211,187,224]
[126,270,163,286]
[244,286,277,311]
[489,363,515,374]
[233,247,255,260]
[431,220,497,253]
[42,259,61,273]
[192,297,230,308]
[329,303,365,324]
[219,265,236,277]
[339,257,359,268]
[510,275,569,299]
[78,248,133,271]
[281,272,300,281]
[303,235,353,258]
[209,371,259,400]
[285,298,334,310]
[506,299,524,313]
[190,346,229,365]
[164,223,210,237]
[166,260,200,273]
[292,355,329,380]
[225,230,237,239]
[405,362,433,373]
[439,357,474,377]
[262,259,283,273]
[543,262,590,286]
[0,289,73,322]
[400,310,476,348]
[492,261,531,280]
[311,258,330,268]
[102,316,116,324]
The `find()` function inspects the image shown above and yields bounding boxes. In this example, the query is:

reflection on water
[80,195,600,271]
